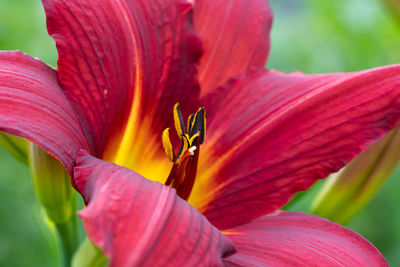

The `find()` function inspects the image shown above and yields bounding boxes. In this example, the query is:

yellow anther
[163,104,207,200]
[190,112,196,132]
[187,114,193,132]
[173,103,185,136]
[162,128,174,162]
[175,135,189,164]
[184,133,191,142]
[189,132,200,146]
[163,103,206,165]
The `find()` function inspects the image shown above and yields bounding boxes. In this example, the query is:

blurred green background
[0,0,399,266]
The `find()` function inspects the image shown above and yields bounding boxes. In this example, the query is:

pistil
[162,103,206,200]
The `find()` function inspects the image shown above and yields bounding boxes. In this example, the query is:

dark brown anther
[161,104,206,200]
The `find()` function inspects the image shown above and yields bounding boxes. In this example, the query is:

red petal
[74,151,235,267]
[194,0,272,96]
[223,211,388,266]
[190,66,400,229]
[43,0,202,157]
[0,51,89,174]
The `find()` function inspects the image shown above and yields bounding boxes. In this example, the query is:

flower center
[161,103,206,200]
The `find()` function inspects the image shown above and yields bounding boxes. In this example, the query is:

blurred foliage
[0,0,57,66]
[0,150,59,266]
[384,0,400,21]
[0,0,399,266]
[269,0,400,72]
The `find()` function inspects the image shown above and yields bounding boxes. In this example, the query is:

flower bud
[72,238,108,267]
[28,143,74,224]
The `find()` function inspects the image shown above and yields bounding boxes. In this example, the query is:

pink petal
[74,151,235,267]
[223,211,388,266]
[0,51,89,174]
[42,0,202,157]
[194,0,272,96]
[190,66,400,229]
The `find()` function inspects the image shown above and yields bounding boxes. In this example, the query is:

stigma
[161,103,206,200]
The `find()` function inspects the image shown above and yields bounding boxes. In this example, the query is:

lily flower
[1,0,400,265]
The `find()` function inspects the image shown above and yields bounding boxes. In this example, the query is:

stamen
[175,135,189,164]
[187,114,194,132]
[173,103,185,136]
[161,128,174,162]
[188,132,200,146]
[162,103,206,200]
[189,108,206,144]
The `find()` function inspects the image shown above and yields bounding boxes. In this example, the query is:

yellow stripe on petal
[162,128,175,162]
[103,6,171,184]
[107,0,145,172]
[188,156,223,210]
[107,116,171,183]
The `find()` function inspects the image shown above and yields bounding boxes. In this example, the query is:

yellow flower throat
[162,103,206,200]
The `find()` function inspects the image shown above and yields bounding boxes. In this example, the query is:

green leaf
[0,133,28,164]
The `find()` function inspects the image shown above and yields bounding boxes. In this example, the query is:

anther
[161,103,206,200]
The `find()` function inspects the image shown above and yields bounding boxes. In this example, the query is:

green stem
[72,238,108,267]
[55,207,78,267]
